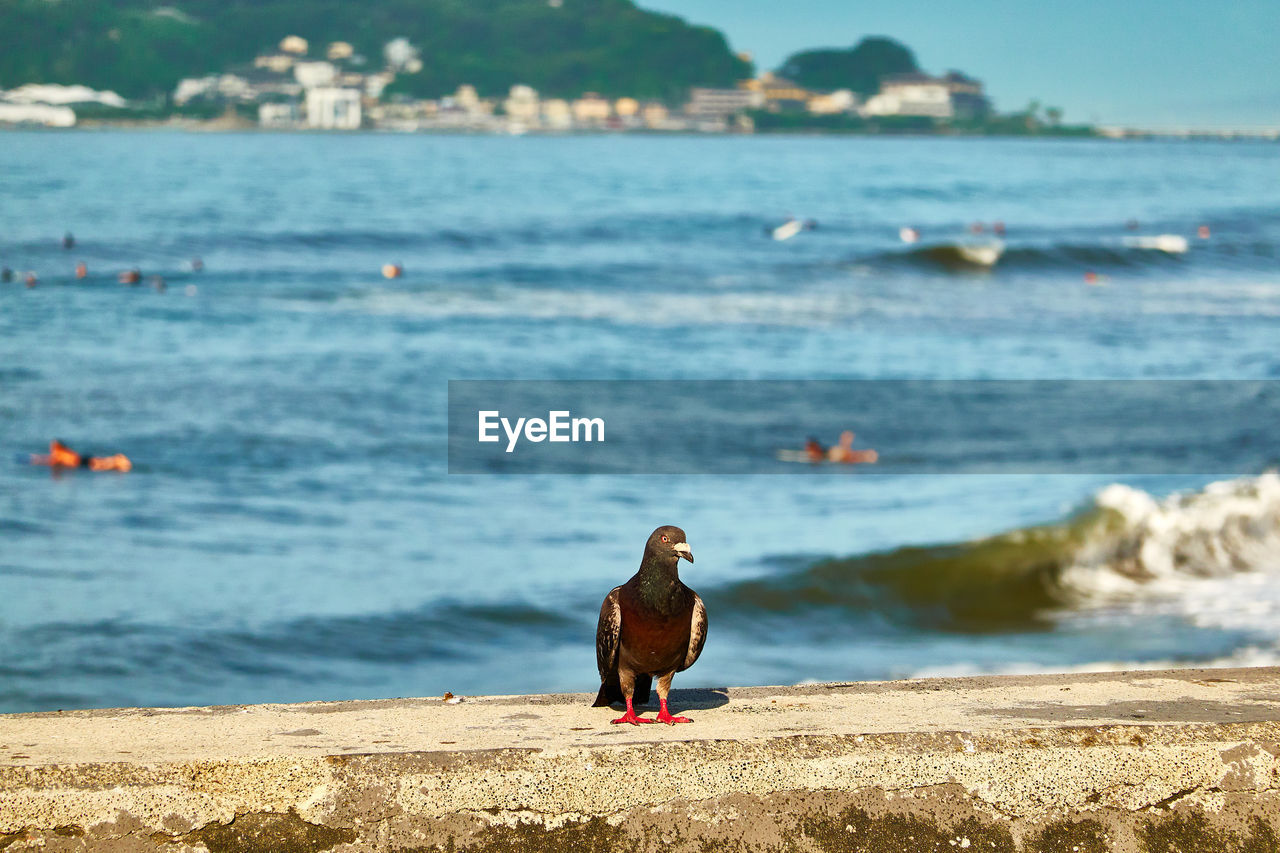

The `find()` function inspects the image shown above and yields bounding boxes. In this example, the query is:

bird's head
[646,525,693,565]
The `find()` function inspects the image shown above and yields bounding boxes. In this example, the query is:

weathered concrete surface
[3,667,1280,852]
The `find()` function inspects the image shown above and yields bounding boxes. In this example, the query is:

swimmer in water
[804,436,826,463]
[29,440,132,472]
[827,430,878,465]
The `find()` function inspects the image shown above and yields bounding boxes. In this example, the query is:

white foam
[1123,234,1190,254]
[1058,473,1280,630]
[289,286,950,328]
[910,644,1280,680]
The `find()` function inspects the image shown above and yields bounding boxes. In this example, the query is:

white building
[541,99,573,130]
[864,72,991,120]
[454,85,481,112]
[327,41,354,61]
[280,35,309,55]
[364,72,394,99]
[383,38,419,72]
[572,93,612,124]
[173,76,216,104]
[173,74,261,105]
[305,88,362,129]
[0,103,75,127]
[641,101,672,129]
[685,87,760,120]
[863,74,953,118]
[294,61,338,90]
[504,85,541,123]
[2,83,126,108]
[254,54,296,74]
[807,89,858,115]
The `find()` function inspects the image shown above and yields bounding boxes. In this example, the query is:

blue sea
[2,131,1280,713]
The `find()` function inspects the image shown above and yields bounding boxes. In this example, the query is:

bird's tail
[592,674,652,707]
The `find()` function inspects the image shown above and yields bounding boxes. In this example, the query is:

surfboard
[772,220,803,241]
[1123,234,1189,254]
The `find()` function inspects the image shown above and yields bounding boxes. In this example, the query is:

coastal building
[369,98,438,131]
[434,87,497,129]
[364,73,394,100]
[504,85,541,123]
[383,38,420,72]
[572,93,611,125]
[254,54,295,74]
[939,71,992,120]
[541,99,573,130]
[454,85,481,112]
[176,68,302,106]
[864,74,952,118]
[305,87,362,129]
[279,35,309,56]
[807,89,858,115]
[2,83,126,108]
[337,72,366,90]
[0,103,75,127]
[864,72,991,120]
[747,73,811,112]
[173,75,216,105]
[174,74,249,105]
[294,61,338,90]
[641,101,670,129]
[685,87,759,120]
[258,101,302,128]
[327,42,354,61]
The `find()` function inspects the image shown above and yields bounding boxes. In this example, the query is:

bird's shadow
[614,687,730,712]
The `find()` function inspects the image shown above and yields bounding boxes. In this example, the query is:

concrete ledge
[3,667,1280,851]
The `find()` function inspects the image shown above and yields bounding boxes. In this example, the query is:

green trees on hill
[776,36,918,94]
[383,0,751,101]
[0,0,753,101]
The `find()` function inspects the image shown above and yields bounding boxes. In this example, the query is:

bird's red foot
[656,699,692,724]
[611,711,654,725]
[610,696,653,725]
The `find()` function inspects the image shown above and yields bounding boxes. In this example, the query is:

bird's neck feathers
[635,553,682,605]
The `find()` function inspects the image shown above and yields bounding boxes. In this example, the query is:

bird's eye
[661,535,669,543]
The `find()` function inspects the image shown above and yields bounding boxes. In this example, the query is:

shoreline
[3,122,1277,141]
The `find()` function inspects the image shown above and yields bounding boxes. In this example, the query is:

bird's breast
[618,598,693,674]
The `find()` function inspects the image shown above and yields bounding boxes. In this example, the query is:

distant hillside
[777,37,919,95]
[0,0,753,101]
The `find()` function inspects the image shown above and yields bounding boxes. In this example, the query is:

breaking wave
[714,473,1280,634]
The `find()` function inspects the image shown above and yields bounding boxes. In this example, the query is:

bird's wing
[679,592,708,672]
[596,586,623,682]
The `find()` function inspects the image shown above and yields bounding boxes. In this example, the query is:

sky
[637,0,1280,130]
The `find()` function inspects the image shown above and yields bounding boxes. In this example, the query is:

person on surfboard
[28,440,132,472]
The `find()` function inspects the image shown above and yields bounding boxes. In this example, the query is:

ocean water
[2,132,1279,713]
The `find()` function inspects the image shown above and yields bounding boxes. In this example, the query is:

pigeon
[594,525,706,725]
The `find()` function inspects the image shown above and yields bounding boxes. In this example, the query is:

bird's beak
[674,542,693,563]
